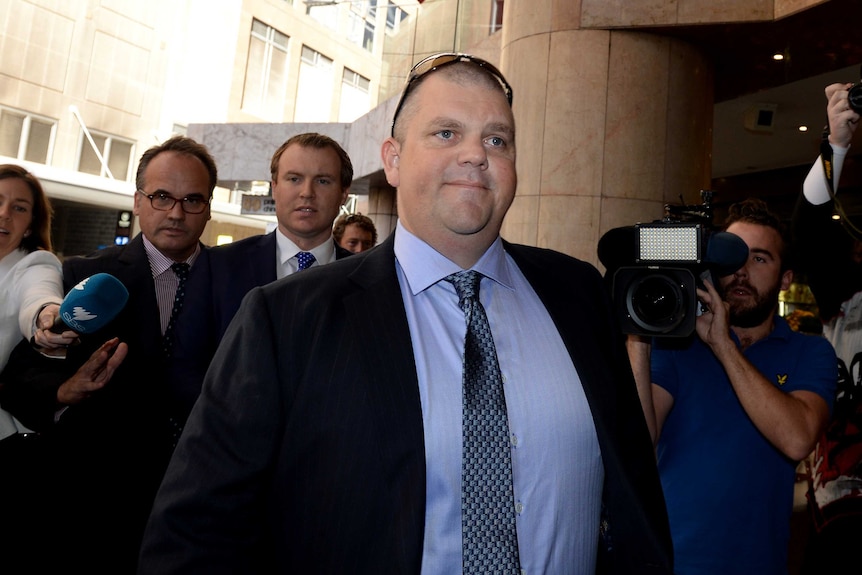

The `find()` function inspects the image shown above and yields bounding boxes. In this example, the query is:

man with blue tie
[140,54,672,574]
[208,133,354,338]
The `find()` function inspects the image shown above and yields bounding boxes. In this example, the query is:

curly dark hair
[332,213,377,246]
[724,197,791,270]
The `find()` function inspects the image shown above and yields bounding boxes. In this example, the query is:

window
[386,1,408,34]
[0,108,56,164]
[306,2,338,31]
[490,0,504,34]
[294,46,334,122]
[77,131,134,181]
[339,68,371,122]
[346,0,377,52]
[242,19,290,120]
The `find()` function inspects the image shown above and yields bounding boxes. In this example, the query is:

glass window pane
[25,119,52,164]
[0,111,24,158]
[108,140,133,181]
[265,46,288,118]
[242,35,266,112]
[79,134,106,176]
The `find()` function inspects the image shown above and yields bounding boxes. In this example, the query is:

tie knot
[296,251,316,271]
[171,262,190,281]
[446,270,482,302]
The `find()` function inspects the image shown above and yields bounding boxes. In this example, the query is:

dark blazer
[140,234,673,575]
[209,231,352,338]
[0,233,217,574]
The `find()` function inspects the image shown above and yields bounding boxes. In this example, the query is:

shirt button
[515,501,524,514]
[510,433,518,447]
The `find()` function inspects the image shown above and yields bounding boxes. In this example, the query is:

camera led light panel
[636,223,702,263]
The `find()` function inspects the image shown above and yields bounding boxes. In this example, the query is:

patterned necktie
[296,251,316,271]
[162,262,190,358]
[446,270,521,574]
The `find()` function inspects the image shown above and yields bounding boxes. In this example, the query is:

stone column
[499,2,714,269]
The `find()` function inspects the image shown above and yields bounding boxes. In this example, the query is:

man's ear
[381,137,400,187]
[133,190,142,216]
[780,269,794,292]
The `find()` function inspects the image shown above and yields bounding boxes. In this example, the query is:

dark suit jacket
[209,231,352,338]
[0,233,217,574]
[140,234,673,575]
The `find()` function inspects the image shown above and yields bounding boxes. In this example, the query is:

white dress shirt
[275,229,337,279]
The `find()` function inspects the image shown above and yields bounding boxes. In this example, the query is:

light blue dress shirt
[393,222,603,575]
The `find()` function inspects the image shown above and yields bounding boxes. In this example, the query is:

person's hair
[392,61,510,141]
[332,212,378,245]
[269,133,353,190]
[135,135,218,196]
[724,197,792,270]
[0,164,53,253]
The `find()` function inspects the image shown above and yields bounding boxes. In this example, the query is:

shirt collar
[142,234,200,278]
[393,220,515,296]
[275,228,336,266]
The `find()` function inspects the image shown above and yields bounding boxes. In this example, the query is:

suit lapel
[342,237,423,446]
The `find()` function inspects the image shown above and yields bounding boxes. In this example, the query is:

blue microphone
[51,273,130,334]
[704,231,749,277]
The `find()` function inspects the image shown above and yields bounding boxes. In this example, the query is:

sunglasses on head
[389,53,514,137]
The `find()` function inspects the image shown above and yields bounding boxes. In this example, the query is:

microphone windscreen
[58,273,129,334]
[705,231,749,277]
[598,226,638,271]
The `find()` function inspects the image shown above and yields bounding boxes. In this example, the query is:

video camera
[598,190,749,338]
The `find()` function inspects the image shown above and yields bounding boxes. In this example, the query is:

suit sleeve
[0,337,77,431]
[139,286,287,575]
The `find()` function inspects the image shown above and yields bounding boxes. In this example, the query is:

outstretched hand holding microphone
[32,273,130,353]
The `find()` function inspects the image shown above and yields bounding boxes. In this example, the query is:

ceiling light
[832,214,842,220]
[773,52,785,61]
[798,125,809,132]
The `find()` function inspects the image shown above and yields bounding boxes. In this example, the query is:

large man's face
[718,221,792,328]
[271,144,349,250]
[133,151,212,262]
[381,71,516,258]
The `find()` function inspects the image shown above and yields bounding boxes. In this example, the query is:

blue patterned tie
[162,262,190,358]
[446,270,521,574]
[296,251,316,271]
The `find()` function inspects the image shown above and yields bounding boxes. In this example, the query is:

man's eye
[437,130,454,139]
[185,197,204,206]
[155,193,171,201]
[487,136,506,147]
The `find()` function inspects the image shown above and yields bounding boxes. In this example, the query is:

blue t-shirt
[652,316,836,575]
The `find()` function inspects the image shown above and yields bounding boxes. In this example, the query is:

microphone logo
[62,306,98,332]
[72,277,91,291]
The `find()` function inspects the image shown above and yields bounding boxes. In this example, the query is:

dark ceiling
[654,0,862,104]
[649,0,862,221]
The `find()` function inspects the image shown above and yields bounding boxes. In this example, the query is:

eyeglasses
[137,190,211,214]
[390,53,514,137]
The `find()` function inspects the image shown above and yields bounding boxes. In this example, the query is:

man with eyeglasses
[208,132,354,338]
[140,55,672,574]
[0,136,219,574]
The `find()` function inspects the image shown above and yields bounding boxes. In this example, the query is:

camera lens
[626,273,690,334]
[849,84,862,114]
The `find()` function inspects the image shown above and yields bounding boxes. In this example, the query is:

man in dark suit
[209,132,353,337]
[0,136,218,574]
[140,55,672,574]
